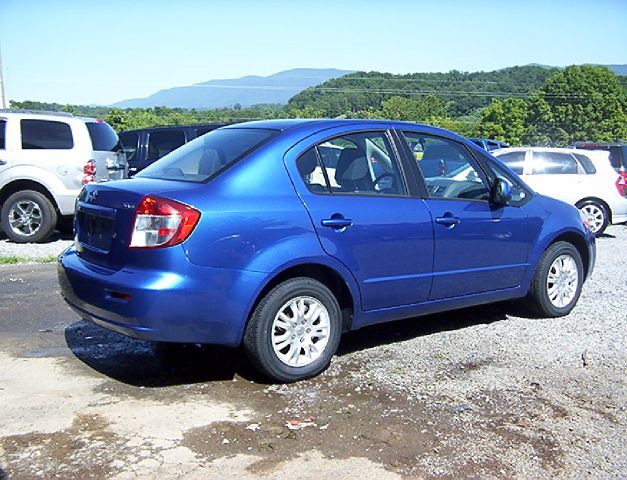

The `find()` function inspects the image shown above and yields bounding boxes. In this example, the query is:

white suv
[493,147,627,236]
[0,111,127,242]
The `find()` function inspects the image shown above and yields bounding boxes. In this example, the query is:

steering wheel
[373,172,395,190]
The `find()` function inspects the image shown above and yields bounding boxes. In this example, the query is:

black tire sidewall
[531,242,584,317]
[244,278,342,382]
[1,190,57,243]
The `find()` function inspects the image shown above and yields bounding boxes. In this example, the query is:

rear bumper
[57,247,265,346]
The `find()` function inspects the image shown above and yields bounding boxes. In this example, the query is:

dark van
[119,123,226,175]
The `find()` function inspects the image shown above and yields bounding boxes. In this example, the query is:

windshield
[136,128,276,182]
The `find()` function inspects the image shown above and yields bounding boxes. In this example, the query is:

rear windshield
[86,122,122,152]
[136,128,276,182]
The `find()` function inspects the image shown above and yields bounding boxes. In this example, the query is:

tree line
[10,65,626,146]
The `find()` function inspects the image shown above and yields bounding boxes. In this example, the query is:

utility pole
[0,43,7,109]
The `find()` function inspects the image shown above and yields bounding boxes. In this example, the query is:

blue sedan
[58,119,596,382]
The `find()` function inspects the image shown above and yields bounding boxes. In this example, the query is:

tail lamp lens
[130,195,200,248]
[616,172,627,197]
[82,160,96,184]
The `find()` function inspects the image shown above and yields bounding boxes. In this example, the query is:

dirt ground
[0,226,626,479]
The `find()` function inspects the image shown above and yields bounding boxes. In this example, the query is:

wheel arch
[0,179,60,214]
[546,231,591,279]
[245,262,357,338]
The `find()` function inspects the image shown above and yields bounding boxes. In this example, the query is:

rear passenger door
[287,129,434,311]
[13,119,79,191]
[145,129,187,168]
[399,131,537,300]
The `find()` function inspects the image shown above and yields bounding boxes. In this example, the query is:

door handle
[435,215,461,227]
[0,159,6,166]
[321,217,353,229]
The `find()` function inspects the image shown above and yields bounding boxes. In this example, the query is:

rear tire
[243,277,342,382]
[1,190,57,243]
[577,200,608,237]
[528,241,584,317]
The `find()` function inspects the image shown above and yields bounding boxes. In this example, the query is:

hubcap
[580,204,604,233]
[8,200,43,237]
[546,254,579,308]
[271,296,330,367]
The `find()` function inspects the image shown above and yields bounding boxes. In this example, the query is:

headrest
[335,148,369,181]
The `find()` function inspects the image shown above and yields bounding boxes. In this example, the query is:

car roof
[120,123,227,134]
[222,118,469,143]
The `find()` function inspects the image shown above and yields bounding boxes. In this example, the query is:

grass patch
[0,255,57,265]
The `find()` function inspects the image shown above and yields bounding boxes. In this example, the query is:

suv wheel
[528,241,584,317]
[577,200,608,237]
[244,277,342,382]
[1,190,58,243]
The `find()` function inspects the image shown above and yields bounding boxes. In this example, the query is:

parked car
[571,141,627,172]
[58,120,595,382]
[469,138,510,151]
[119,124,226,176]
[493,147,627,236]
[0,110,126,242]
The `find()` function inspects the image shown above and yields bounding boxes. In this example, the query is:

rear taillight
[616,172,627,197]
[83,160,96,184]
[130,195,200,249]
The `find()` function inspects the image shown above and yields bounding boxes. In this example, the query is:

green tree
[380,95,447,122]
[478,98,528,145]
[525,65,627,145]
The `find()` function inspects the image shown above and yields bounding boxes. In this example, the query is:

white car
[0,111,127,242]
[493,147,627,236]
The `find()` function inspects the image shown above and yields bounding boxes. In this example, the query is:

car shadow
[337,300,528,355]
[65,300,532,387]
[64,320,266,387]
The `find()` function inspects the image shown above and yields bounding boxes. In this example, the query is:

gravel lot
[0,224,625,478]
[0,230,73,259]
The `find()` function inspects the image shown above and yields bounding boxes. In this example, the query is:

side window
[297,148,329,193]
[119,132,139,162]
[495,151,526,175]
[0,120,5,149]
[573,153,597,174]
[146,130,186,161]
[531,152,579,175]
[319,131,405,196]
[21,120,73,149]
[402,132,490,201]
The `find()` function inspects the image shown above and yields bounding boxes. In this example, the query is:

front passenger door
[400,131,538,300]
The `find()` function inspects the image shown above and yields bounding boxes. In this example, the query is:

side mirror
[492,178,512,205]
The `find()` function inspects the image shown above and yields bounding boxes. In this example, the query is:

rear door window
[531,152,579,174]
[21,120,73,149]
[136,128,276,182]
[301,131,406,196]
[146,130,186,161]
[86,122,121,152]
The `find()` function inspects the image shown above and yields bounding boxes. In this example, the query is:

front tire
[578,200,608,237]
[243,277,342,382]
[528,241,584,317]
[1,190,57,243]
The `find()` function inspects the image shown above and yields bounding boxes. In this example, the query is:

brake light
[130,195,200,248]
[616,172,627,197]
[82,160,96,184]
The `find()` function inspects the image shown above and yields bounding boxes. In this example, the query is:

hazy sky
[1,0,626,105]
